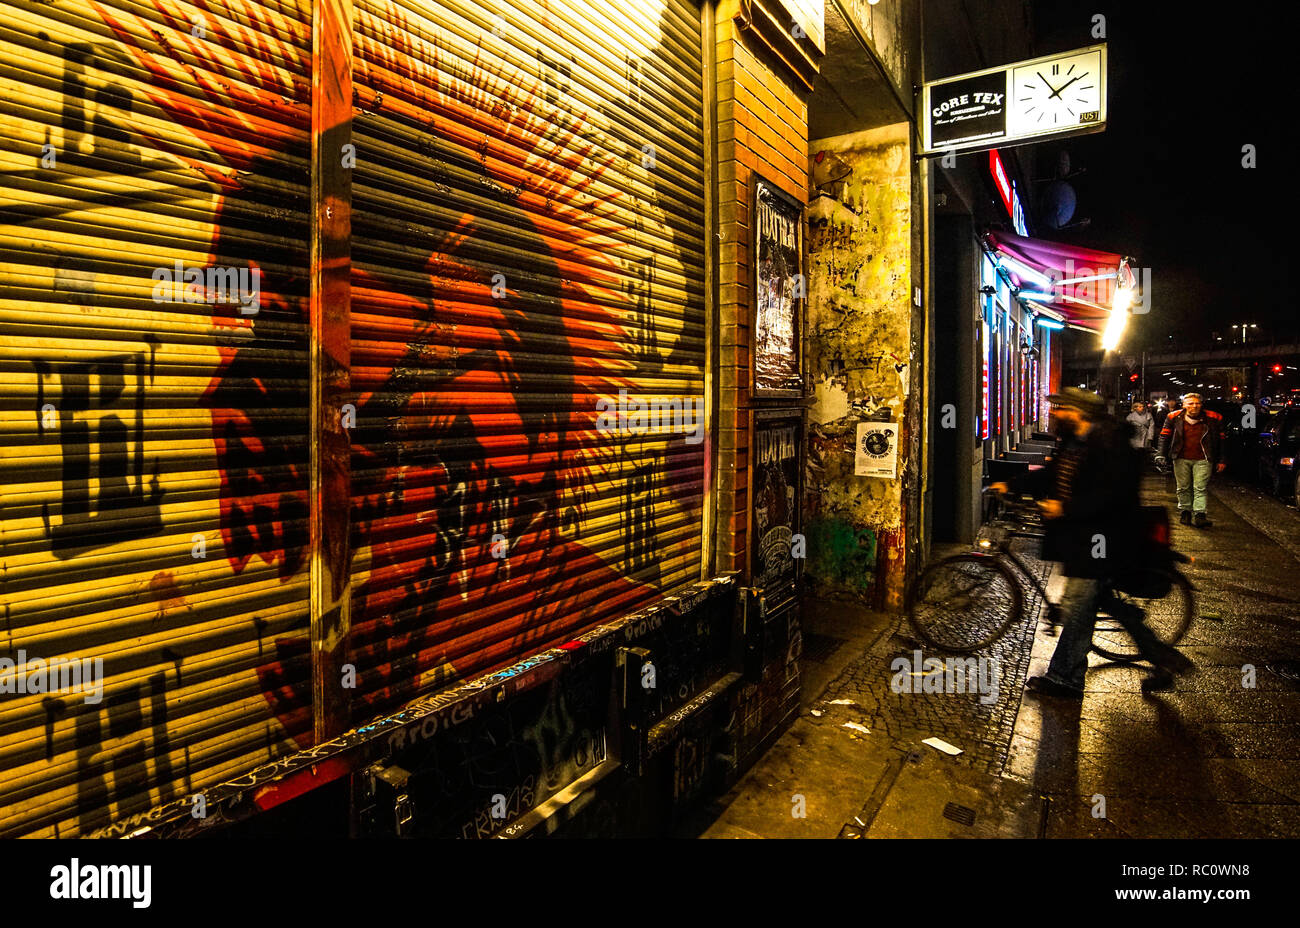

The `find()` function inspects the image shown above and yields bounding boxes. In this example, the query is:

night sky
[1027,2,1295,349]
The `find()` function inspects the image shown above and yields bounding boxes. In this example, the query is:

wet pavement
[691,474,1300,838]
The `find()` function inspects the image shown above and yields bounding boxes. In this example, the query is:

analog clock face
[1009,50,1104,136]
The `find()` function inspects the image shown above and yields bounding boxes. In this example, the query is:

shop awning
[984,230,1137,333]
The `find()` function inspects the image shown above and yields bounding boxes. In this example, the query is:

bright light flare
[1101,306,1128,351]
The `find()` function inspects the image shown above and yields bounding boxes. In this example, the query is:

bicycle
[908,490,1196,661]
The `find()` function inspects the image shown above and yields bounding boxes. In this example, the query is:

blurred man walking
[1155,393,1227,528]
[991,388,1193,697]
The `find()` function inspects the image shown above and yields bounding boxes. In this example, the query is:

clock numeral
[1051,64,1060,75]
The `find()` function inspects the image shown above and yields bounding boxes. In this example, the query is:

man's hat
[1045,386,1107,414]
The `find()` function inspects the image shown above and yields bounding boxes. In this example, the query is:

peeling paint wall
[805,122,917,607]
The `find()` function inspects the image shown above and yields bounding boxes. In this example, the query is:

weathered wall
[804,122,916,608]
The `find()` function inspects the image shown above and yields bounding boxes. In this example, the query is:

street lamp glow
[1101,307,1128,351]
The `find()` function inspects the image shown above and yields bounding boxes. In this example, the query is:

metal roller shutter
[347,0,708,718]
[0,0,313,836]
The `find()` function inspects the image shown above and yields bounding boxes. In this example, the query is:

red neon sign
[989,149,1014,219]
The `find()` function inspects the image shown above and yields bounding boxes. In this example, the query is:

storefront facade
[1,0,1102,837]
[0,0,831,838]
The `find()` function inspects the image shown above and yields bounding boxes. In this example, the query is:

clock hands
[1036,71,1060,96]
[1048,73,1086,100]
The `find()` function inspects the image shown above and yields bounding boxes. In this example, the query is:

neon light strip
[1056,272,1117,285]
[997,255,1054,289]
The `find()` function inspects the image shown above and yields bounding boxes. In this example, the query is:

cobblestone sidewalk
[811,527,1052,776]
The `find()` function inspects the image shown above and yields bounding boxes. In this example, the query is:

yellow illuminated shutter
[346,0,708,718]
[0,0,707,836]
[0,0,314,837]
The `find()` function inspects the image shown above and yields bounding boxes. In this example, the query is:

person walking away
[990,388,1194,697]
[1126,401,1155,452]
[1155,392,1227,528]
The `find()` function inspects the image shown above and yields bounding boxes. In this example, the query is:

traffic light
[1274,364,1284,374]
[1129,373,1139,382]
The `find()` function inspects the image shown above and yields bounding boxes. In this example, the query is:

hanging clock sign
[920,44,1106,156]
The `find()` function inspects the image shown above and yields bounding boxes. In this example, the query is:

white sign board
[855,420,899,479]
[920,44,1107,156]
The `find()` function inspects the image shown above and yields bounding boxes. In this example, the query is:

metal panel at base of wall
[503,599,801,839]
[79,574,801,838]
[737,598,799,766]
[0,0,314,838]
[78,575,737,838]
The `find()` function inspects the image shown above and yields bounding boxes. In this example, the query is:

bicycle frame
[980,493,1190,641]
[978,496,1051,602]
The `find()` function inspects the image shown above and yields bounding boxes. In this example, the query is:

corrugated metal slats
[0,0,708,835]
[346,0,707,716]
[0,0,314,837]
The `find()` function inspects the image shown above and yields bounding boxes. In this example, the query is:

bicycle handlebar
[983,487,1042,513]
[985,488,1194,565]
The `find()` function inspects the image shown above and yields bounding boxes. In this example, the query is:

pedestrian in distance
[1154,392,1227,528]
[989,388,1194,698]
[1152,400,1170,437]
[1126,400,1155,452]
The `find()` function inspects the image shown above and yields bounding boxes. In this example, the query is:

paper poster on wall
[854,420,898,478]
[752,416,801,590]
[753,177,803,396]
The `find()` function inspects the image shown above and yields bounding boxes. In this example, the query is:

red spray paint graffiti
[94,0,697,739]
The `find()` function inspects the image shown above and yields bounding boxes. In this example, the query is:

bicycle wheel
[908,554,1023,653]
[1092,568,1195,663]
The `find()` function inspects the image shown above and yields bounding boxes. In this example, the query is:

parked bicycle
[908,490,1195,661]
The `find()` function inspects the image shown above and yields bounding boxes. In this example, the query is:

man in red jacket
[1155,393,1227,528]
